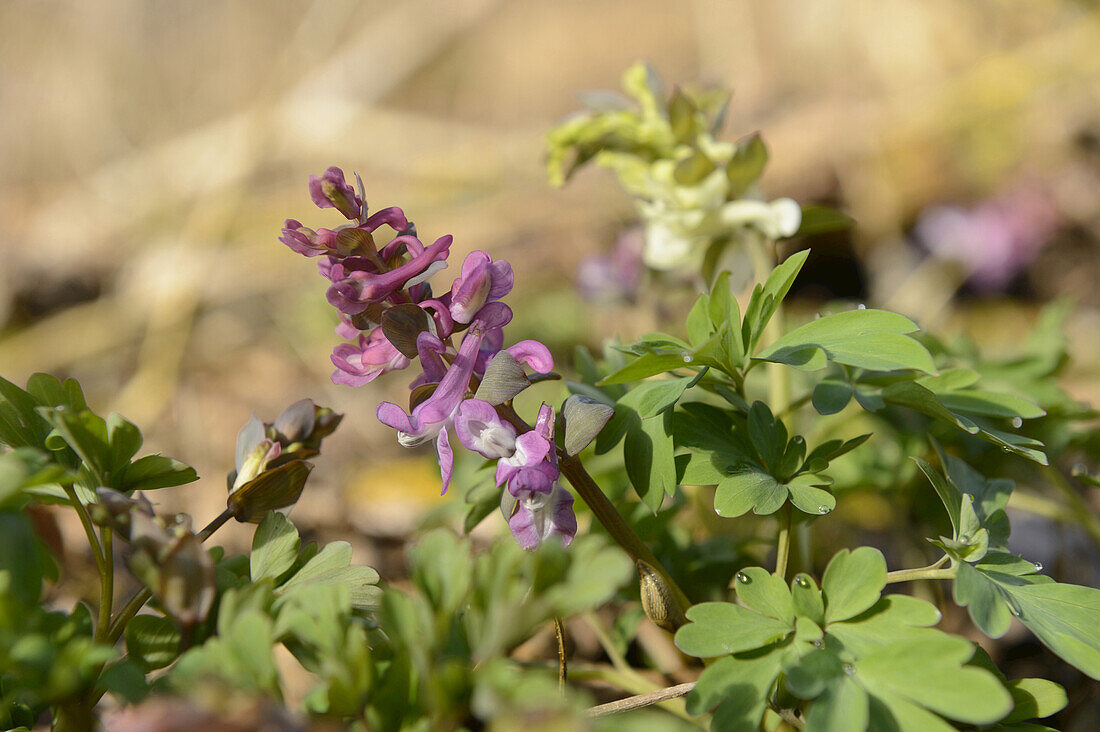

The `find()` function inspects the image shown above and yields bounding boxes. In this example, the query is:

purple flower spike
[309,166,362,220]
[377,302,513,493]
[325,235,452,314]
[507,483,577,550]
[331,327,410,386]
[455,399,517,459]
[449,251,514,324]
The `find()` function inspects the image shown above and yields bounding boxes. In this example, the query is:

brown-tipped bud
[130,509,172,554]
[158,532,216,628]
[638,561,687,632]
[380,303,433,359]
[562,395,615,457]
[475,351,531,405]
[226,460,313,523]
[274,400,316,444]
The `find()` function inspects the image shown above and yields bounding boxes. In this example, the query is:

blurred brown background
[2,0,1100,556]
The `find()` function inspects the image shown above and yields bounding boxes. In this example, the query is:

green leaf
[625,410,677,512]
[0,511,45,604]
[856,635,1013,724]
[687,651,784,728]
[822,547,887,624]
[812,379,854,415]
[786,474,836,516]
[675,602,793,657]
[1003,677,1068,723]
[277,541,380,611]
[0,375,52,449]
[251,512,301,582]
[598,352,693,386]
[755,309,936,374]
[734,567,794,623]
[1004,581,1100,680]
[105,413,143,475]
[791,573,825,626]
[125,614,182,671]
[803,677,869,732]
[743,249,810,352]
[882,383,1048,464]
[726,132,768,197]
[686,294,714,344]
[41,407,112,480]
[120,454,199,492]
[619,378,692,419]
[794,205,855,236]
[715,469,786,517]
[747,401,786,472]
[914,457,962,538]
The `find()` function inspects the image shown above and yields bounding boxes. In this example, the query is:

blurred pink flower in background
[915,182,1061,292]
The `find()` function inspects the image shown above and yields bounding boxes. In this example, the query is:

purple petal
[508,505,540,550]
[505,340,554,373]
[454,399,516,459]
[549,486,577,547]
[437,427,454,495]
[376,401,416,434]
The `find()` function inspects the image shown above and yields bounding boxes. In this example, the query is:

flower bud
[309,166,362,220]
[158,532,215,628]
[273,399,317,444]
[475,351,531,405]
[562,395,615,457]
[226,460,313,523]
[638,561,686,631]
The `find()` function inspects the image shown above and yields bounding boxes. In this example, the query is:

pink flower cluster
[280,167,575,549]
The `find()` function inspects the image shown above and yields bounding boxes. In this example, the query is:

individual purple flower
[496,403,556,487]
[280,220,331,257]
[454,399,517,459]
[324,235,452,315]
[504,482,577,550]
[331,327,410,386]
[309,166,362,220]
[449,251,514,324]
[376,302,512,493]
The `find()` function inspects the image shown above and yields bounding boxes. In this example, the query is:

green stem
[95,529,114,641]
[565,664,701,724]
[63,484,105,574]
[775,504,792,580]
[560,456,692,617]
[107,508,234,644]
[885,560,955,585]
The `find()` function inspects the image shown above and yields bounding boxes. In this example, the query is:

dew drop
[1009,607,1021,617]
[843,663,856,675]
[682,352,694,363]
[736,571,752,584]
[817,505,830,514]
[812,639,823,648]
[856,303,867,310]
[1002,446,1012,452]
[1033,562,1044,572]
[813,313,822,320]
[793,436,805,445]
[795,576,810,588]
[1010,417,1023,429]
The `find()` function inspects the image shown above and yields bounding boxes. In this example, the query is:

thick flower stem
[775,504,792,580]
[559,455,692,620]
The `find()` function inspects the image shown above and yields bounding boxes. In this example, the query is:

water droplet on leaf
[843,663,855,675]
[856,303,866,310]
[1002,446,1011,452]
[735,571,751,584]
[1033,562,1043,572]
[795,575,810,588]
[681,352,694,363]
[812,639,823,648]
[817,505,830,514]
[1010,417,1023,429]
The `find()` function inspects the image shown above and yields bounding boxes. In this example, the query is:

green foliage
[674,548,1060,731]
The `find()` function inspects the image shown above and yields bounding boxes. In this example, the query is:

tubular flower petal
[507,483,577,550]
[454,399,517,460]
[504,341,555,374]
[309,166,362,220]
[330,327,410,386]
[325,235,452,314]
[376,303,512,493]
[449,251,514,324]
